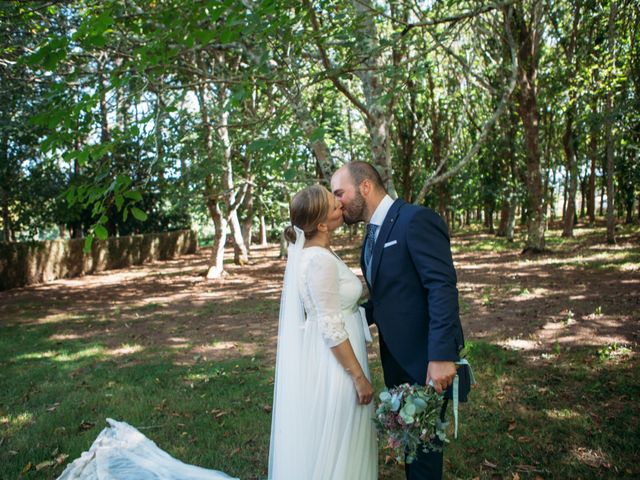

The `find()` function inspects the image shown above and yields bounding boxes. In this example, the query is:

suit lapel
[360,232,368,287]
[370,199,405,286]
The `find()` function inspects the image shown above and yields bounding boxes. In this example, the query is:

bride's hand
[354,375,374,405]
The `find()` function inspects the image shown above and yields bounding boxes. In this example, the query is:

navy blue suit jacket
[361,199,465,390]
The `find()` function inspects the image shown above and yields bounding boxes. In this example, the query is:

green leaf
[309,127,326,142]
[94,225,108,240]
[83,234,94,254]
[65,187,76,206]
[131,207,148,221]
[124,190,142,202]
[115,194,124,211]
[84,34,108,48]
[248,138,277,153]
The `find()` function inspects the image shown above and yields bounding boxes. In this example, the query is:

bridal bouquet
[374,383,447,464]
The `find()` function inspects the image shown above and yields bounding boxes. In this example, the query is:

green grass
[2,323,638,479]
[444,342,639,479]
[0,323,273,479]
[2,224,638,479]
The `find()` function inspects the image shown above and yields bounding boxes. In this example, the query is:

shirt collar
[368,194,394,227]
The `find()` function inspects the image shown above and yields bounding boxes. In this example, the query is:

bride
[268,184,378,480]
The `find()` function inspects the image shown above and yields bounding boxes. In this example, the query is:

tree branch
[302,0,374,123]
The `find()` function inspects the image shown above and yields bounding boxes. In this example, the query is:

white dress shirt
[368,194,394,242]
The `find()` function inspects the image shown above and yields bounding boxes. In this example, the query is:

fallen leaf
[263,404,272,413]
[483,459,498,469]
[22,462,32,474]
[512,474,521,480]
[36,460,55,471]
[78,420,95,431]
[56,453,69,464]
[230,447,241,456]
[508,421,516,432]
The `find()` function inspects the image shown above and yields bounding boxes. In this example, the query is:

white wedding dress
[57,419,237,480]
[268,246,378,480]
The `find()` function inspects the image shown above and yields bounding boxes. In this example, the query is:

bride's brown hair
[284,185,331,243]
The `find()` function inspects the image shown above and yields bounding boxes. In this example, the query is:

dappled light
[1,226,638,479]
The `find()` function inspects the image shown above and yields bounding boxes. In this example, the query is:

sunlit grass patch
[445,341,640,479]
[452,235,523,254]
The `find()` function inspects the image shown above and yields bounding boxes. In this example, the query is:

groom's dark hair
[346,161,386,192]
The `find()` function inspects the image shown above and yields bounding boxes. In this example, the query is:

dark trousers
[380,337,447,480]
[404,400,448,480]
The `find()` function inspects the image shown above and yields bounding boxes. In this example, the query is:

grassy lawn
[1,224,638,479]
[2,329,638,479]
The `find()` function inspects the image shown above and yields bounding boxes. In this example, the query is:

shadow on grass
[443,342,639,479]
[0,325,273,480]
[1,325,638,480]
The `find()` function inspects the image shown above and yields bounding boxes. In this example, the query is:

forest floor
[1,222,638,479]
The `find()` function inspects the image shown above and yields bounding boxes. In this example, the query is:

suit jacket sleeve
[360,300,374,326]
[406,208,461,362]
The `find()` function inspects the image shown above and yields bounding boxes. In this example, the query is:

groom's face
[331,169,366,225]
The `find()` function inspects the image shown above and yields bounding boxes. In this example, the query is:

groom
[331,161,466,480]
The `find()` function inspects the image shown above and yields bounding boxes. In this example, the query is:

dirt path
[1,229,638,365]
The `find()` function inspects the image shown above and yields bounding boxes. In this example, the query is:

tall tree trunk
[497,199,509,237]
[196,59,227,278]
[562,109,579,237]
[240,180,254,253]
[1,193,10,243]
[71,137,84,239]
[506,105,519,242]
[0,133,11,243]
[351,0,395,196]
[605,1,617,244]
[561,3,581,237]
[397,81,416,202]
[206,191,228,280]
[485,206,495,233]
[259,215,268,247]
[154,88,166,181]
[510,3,546,252]
[216,83,249,266]
[588,115,598,225]
[549,167,557,222]
[579,174,587,219]
[562,172,569,222]
[230,210,249,265]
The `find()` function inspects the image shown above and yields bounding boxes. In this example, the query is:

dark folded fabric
[444,362,471,402]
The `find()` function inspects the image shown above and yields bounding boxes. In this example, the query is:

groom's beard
[342,191,367,225]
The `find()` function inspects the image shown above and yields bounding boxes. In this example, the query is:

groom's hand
[426,361,457,394]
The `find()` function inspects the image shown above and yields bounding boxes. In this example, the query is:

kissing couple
[268,161,467,480]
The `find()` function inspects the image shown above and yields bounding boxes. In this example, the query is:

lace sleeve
[305,252,349,348]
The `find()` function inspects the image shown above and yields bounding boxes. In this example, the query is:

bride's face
[323,192,344,232]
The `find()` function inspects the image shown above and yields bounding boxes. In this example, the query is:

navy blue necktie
[364,223,379,270]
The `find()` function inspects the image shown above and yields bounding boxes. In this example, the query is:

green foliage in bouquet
[374,384,447,464]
